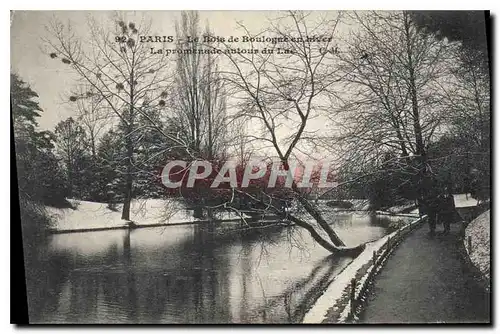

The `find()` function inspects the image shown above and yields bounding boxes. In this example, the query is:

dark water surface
[24,212,409,323]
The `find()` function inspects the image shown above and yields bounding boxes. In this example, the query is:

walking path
[359,222,490,324]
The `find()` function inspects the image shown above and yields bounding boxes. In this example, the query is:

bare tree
[230,117,255,165]
[54,117,87,197]
[330,11,457,208]
[438,44,490,200]
[444,50,490,151]
[44,13,172,220]
[171,11,228,160]
[211,11,363,254]
[72,85,111,158]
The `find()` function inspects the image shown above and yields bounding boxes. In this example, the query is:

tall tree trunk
[404,12,433,212]
[206,53,214,160]
[121,66,135,221]
[404,13,425,161]
[67,157,74,197]
[121,130,134,220]
[90,132,96,158]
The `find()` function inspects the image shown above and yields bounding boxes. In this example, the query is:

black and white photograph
[10,9,491,324]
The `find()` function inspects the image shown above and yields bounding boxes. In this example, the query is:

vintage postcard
[10,10,491,324]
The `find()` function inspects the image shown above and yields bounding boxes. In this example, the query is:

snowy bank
[464,209,490,290]
[46,199,252,233]
[302,216,426,323]
[454,193,479,208]
[323,194,476,216]
[398,194,478,216]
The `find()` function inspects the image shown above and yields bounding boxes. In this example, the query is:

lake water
[23,211,411,324]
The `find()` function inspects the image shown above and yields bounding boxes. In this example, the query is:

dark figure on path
[420,193,440,235]
[437,191,458,235]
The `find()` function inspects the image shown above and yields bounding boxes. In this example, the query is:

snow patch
[302,216,425,323]
[46,198,252,232]
[453,193,479,208]
[464,209,490,288]
[302,234,390,323]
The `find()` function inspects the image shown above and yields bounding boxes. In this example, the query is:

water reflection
[24,212,409,323]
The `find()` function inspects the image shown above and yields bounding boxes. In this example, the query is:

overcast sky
[11,11,281,128]
[11,10,353,161]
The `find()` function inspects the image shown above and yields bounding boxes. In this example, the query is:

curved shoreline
[48,217,286,234]
[302,216,427,323]
[48,209,415,235]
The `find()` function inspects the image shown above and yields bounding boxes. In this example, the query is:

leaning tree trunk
[288,181,365,255]
[272,153,358,254]
[285,159,346,247]
[286,213,364,256]
[294,193,346,247]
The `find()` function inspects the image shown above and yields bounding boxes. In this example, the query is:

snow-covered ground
[405,193,479,215]
[453,193,479,208]
[46,194,479,233]
[46,199,191,231]
[464,209,490,289]
[324,194,477,216]
[302,236,388,323]
[46,199,250,232]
